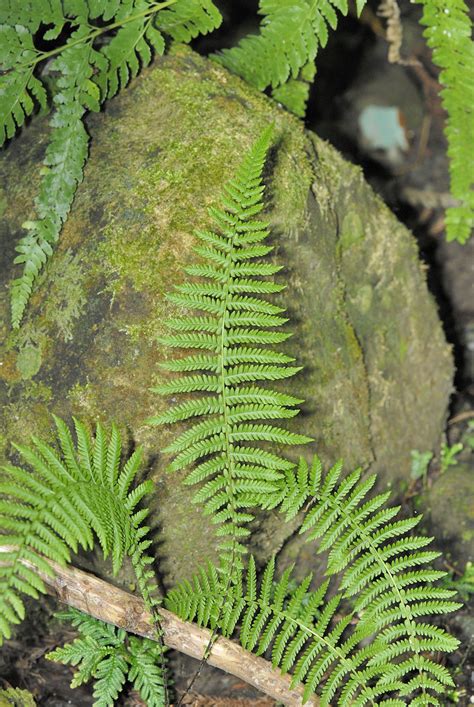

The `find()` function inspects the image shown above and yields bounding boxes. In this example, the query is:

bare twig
[378,0,404,63]
[0,547,318,706]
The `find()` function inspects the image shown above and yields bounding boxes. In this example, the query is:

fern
[282,456,461,703]
[414,0,474,243]
[10,35,104,329]
[1,0,222,327]
[166,458,461,705]
[47,608,167,707]
[0,416,160,644]
[271,61,316,118]
[0,25,47,142]
[214,0,366,115]
[148,128,312,573]
[154,0,222,42]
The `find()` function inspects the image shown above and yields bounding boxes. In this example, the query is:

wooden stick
[0,547,317,706]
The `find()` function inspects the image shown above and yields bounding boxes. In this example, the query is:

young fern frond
[1,0,223,327]
[214,0,366,115]
[414,0,474,243]
[47,608,168,707]
[166,460,460,705]
[0,417,160,645]
[148,127,311,573]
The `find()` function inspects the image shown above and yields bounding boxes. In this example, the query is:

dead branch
[0,546,318,706]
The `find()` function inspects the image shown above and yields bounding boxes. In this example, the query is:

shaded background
[1,0,473,704]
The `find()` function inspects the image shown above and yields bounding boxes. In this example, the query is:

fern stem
[7,0,178,75]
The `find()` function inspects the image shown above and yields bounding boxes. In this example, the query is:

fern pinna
[167,456,460,705]
[148,127,311,574]
[0,417,161,645]
[47,608,167,707]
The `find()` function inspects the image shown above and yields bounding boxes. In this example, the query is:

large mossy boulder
[0,46,453,584]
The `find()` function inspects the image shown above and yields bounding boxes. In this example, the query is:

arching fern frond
[166,458,460,704]
[414,0,474,243]
[47,608,168,707]
[98,3,165,99]
[214,0,366,115]
[166,555,397,705]
[0,416,160,645]
[148,127,311,573]
[276,456,461,704]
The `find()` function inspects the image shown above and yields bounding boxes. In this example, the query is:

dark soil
[1,1,473,704]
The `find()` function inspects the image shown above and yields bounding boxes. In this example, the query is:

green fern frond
[276,456,461,703]
[98,4,165,99]
[48,608,167,707]
[148,127,311,571]
[10,33,105,328]
[167,555,391,705]
[166,457,460,705]
[0,417,159,645]
[214,0,366,116]
[127,634,168,706]
[414,0,474,243]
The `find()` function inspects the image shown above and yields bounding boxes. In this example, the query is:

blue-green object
[359,104,408,155]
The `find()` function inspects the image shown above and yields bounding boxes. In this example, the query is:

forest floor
[1,0,473,704]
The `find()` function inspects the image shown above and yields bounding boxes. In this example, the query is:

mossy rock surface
[425,463,474,566]
[0,46,453,585]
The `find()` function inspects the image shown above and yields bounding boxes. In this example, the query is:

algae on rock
[0,46,453,585]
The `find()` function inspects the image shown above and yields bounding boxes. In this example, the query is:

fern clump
[0,416,159,644]
[0,0,222,327]
[414,0,474,243]
[167,456,461,705]
[148,127,312,572]
[48,609,167,707]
